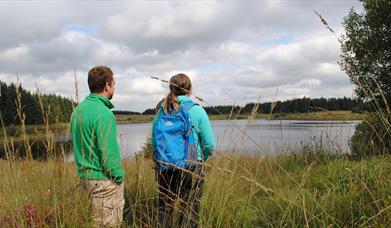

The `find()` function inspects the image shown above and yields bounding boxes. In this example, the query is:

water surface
[116,119,359,158]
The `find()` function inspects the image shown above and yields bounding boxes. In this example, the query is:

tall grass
[0,151,390,227]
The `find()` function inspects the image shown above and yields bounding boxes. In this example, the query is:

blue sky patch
[65,24,98,36]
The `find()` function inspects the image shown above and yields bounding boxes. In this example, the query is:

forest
[0,81,74,126]
[143,97,366,115]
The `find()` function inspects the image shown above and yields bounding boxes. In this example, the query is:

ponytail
[163,91,180,114]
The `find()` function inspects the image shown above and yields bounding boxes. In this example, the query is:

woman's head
[169,73,192,96]
[163,73,192,113]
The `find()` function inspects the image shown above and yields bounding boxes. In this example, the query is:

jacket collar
[86,93,114,109]
[177,95,191,104]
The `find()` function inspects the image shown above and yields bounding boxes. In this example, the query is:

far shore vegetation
[115,110,366,124]
[0,111,365,142]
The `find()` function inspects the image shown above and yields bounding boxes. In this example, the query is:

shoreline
[116,111,366,124]
[0,111,366,140]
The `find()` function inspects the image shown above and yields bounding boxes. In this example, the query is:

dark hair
[88,66,114,93]
[163,73,192,113]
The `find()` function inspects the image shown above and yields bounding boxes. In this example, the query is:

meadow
[0,149,390,227]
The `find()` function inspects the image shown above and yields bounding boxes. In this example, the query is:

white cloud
[0,1,363,111]
[316,63,341,75]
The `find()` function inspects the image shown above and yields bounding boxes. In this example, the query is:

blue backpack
[154,101,198,169]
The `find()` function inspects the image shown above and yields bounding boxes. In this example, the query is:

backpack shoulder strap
[181,100,199,112]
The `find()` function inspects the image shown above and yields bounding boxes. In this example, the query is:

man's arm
[96,111,125,184]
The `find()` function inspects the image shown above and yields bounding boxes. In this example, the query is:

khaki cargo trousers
[80,179,125,228]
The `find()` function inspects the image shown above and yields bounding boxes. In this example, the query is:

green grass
[115,111,366,123]
[267,110,366,121]
[115,114,155,124]
[0,123,68,141]
[210,111,366,121]
[1,152,390,227]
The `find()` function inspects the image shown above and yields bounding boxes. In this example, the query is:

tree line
[0,81,74,126]
[0,80,368,127]
[141,97,367,115]
[203,97,366,115]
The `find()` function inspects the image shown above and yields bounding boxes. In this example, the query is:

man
[70,66,125,227]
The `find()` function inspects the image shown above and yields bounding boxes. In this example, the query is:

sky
[0,1,363,112]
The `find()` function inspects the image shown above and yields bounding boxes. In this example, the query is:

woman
[151,73,215,227]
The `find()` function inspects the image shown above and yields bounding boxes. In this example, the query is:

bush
[350,113,391,159]
[351,106,367,114]
[136,137,154,160]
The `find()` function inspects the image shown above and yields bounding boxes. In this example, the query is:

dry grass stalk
[74,68,79,105]
[372,77,391,115]
[269,88,279,120]
[228,103,236,120]
[35,86,54,158]
[314,10,342,44]
[15,75,32,160]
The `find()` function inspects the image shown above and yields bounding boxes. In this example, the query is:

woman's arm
[196,107,216,160]
[151,100,163,151]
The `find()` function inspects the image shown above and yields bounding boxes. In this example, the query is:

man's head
[88,66,116,100]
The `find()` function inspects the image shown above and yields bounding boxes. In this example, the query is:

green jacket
[151,95,216,161]
[70,93,125,184]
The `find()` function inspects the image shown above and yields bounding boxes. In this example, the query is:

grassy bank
[267,110,366,120]
[1,152,390,227]
[115,114,155,124]
[205,110,366,121]
[0,123,69,140]
[115,111,366,124]
[0,123,69,146]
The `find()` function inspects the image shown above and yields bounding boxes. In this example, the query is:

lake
[115,119,360,158]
